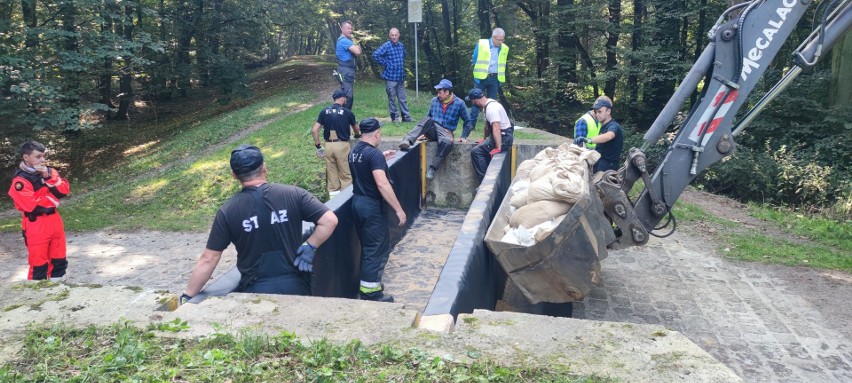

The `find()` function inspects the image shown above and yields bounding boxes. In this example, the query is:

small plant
[155,318,190,332]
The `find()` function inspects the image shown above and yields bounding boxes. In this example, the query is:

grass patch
[671,201,738,227]
[0,323,612,382]
[746,204,851,254]
[725,232,852,271]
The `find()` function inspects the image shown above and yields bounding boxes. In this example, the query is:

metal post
[414,22,419,98]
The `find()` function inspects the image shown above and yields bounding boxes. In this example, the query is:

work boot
[402,116,413,122]
[399,139,412,150]
[426,167,436,180]
[360,284,394,303]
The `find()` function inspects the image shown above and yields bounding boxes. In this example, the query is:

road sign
[408,0,422,23]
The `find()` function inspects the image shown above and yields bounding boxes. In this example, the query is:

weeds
[0,323,612,382]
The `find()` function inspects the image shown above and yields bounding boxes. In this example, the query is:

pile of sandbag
[500,143,600,246]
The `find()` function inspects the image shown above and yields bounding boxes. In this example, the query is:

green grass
[746,204,851,254]
[726,232,852,271]
[0,323,614,383]
[671,201,738,227]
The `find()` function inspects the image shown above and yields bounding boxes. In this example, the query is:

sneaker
[426,167,435,180]
[360,290,394,302]
[399,140,412,150]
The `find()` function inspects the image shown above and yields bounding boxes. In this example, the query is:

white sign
[408,0,422,23]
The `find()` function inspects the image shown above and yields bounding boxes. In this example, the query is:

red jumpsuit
[8,168,71,280]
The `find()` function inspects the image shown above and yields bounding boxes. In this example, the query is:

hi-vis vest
[575,112,601,149]
[473,39,509,83]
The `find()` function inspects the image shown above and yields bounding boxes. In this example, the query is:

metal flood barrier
[193,141,572,320]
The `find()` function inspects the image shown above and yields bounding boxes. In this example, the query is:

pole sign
[408,0,422,23]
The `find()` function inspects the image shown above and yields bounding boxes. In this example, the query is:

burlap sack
[509,200,572,228]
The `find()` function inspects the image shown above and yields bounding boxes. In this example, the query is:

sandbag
[509,200,573,229]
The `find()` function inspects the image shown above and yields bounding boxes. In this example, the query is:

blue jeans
[471,130,513,179]
[470,76,500,129]
[385,80,411,121]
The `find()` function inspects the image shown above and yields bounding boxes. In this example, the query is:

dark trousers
[472,133,513,179]
[593,157,618,173]
[237,249,310,295]
[337,62,356,110]
[470,76,500,128]
[352,195,391,283]
[403,117,454,170]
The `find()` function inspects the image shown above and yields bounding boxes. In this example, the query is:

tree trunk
[556,0,578,86]
[477,0,492,37]
[627,0,644,111]
[691,0,707,107]
[21,0,37,47]
[194,0,209,87]
[114,3,136,120]
[439,0,457,80]
[99,0,116,108]
[829,33,852,106]
[603,0,621,98]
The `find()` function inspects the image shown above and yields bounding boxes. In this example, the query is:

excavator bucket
[485,162,615,304]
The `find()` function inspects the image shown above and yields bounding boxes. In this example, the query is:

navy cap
[230,145,264,175]
[592,99,613,110]
[332,89,347,100]
[466,88,485,101]
[359,118,383,133]
[434,79,453,90]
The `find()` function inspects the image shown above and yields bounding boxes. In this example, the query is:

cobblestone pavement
[574,229,852,383]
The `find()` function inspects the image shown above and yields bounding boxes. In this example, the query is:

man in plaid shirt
[372,28,412,123]
[398,79,471,180]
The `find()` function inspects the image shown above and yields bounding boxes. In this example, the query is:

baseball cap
[332,89,347,100]
[466,88,485,101]
[592,99,613,110]
[434,79,453,90]
[359,118,383,133]
[230,145,264,175]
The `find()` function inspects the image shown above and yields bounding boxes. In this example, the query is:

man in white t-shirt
[466,88,513,179]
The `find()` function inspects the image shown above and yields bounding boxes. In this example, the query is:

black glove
[179,293,193,305]
[294,242,316,273]
[354,133,362,139]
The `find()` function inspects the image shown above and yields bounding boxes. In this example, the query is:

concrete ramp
[382,208,466,311]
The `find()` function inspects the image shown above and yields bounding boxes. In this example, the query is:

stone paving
[574,230,852,383]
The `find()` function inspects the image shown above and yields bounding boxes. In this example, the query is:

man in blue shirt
[398,79,472,180]
[336,21,362,110]
[372,28,412,123]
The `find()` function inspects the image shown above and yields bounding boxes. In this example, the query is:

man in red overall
[8,140,71,280]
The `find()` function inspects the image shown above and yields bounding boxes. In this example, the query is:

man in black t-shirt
[573,98,624,172]
[181,145,338,303]
[312,90,361,198]
[348,118,406,302]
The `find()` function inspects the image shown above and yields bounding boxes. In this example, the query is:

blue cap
[466,88,485,101]
[230,145,264,175]
[332,89,347,100]
[359,118,383,133]
[592,99,612,110]
[434,79,453,90]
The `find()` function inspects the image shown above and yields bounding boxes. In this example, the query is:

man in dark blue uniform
[312,89,361,197]
[181,145,338,303]
[349,118,407,302]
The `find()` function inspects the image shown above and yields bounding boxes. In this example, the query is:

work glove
[354,133,362,139]
[316,147,325,158]
[179,293,193,305]
[489,148,501,157]
[573,137,591,146]
[294,242,316,273]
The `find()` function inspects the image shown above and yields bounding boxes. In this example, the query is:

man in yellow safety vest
[462,28,509,143]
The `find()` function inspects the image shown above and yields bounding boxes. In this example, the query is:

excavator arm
[598,0,852,249]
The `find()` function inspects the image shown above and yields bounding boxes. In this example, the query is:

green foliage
[0,323,612,382]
